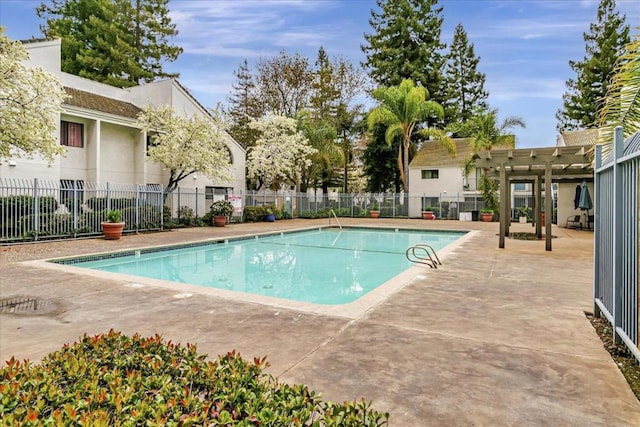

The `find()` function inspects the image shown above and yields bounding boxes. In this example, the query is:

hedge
[0,195,58,218]
[0,331,388,426]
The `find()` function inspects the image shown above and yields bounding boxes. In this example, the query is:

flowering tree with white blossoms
[247,113,316,191]
[0,28,66,164]
[136,105,232,193]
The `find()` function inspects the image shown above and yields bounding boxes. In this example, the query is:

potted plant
[480,208,494,222]
[101,209,125,240]
[265,208,276,222]
[370,204,380,219]
[517,206,529,223]
[210,200,233,227]
[422,208,435,220]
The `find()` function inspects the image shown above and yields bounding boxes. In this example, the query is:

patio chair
[566,215,582,229]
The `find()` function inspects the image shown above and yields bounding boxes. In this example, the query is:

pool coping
[24,225,478,320]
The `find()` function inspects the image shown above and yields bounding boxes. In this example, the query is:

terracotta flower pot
[213,216,227,227]
[481,213,494,222]
[422,211,435,220]
[101,222,125,240]
[370,210,380,219]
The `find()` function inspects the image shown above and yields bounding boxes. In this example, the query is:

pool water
[68,228,464,305]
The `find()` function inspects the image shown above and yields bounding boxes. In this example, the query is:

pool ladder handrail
[405,244,441,268]
[329,209,343,229]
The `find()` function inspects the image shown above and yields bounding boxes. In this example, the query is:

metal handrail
[405,244,441,268]
[329,209,343,229]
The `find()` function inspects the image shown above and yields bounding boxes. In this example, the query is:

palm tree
[597,29,639,155]
[457,109,525,211]
[298,113,340,193]
[367,79,454,192]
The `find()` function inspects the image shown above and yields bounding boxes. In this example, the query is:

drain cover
[0,297,60,316]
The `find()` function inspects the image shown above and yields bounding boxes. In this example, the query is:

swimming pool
[56,228,465,305]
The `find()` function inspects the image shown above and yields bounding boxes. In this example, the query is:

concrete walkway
[1,219,639,426]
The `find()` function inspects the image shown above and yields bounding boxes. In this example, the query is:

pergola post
[535,175,542,238]
[499,164,507,248]
[545,162,552,251]
[505,175,511,237]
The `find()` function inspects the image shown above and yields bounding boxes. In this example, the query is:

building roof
[64,87,141,119]
[409,138,475,168]
[559,129,599,146]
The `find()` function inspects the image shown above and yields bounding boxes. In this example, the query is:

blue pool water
[64,228,465,305]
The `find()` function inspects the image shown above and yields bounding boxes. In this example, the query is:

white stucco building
[0,39,246,203]
[407,137,532,218]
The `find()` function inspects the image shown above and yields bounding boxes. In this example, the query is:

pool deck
[2,218,639,425]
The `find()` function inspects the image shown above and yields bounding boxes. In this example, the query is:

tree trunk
[403,141,410,193]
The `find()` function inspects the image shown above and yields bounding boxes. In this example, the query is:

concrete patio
[1,218,639,426]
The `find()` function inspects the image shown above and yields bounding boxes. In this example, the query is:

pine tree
[443,23,488,126]
[37,0,182,87]
[556,0,629,131]
[310,46,340,120]
[227,59,262,149]
[361,0,446,107]
[129,0,183,84]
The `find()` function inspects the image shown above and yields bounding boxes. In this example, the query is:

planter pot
[101,222,125,240]
[481,213,494,222]
[266,214,276,222]
[519,216,528,224]
[213,215,227,227]
[370,210,380,219]
[422,211,435,220]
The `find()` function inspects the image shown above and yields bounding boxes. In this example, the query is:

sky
[1,0,638,148]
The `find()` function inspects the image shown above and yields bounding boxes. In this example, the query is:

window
[146,132,159,151]
[206,186,231,202]
[514,183,526,191]
[60,179,84,207]
[421,169,439,179]
[421,197,439,210]
[225,146,234,164]
[60,121,83,147]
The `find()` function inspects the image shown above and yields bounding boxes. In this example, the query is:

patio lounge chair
[567,215,582,229]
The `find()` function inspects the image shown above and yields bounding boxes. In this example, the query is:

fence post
[33,178,39,241]
[106,182,111,212]
[195,188,199,219]
[612,126,625,344]
[136,184,141,233]
[594,144,603,318]
[393,193,396,218]
[72,180,78,236]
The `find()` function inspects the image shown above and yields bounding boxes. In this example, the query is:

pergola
[475,144,594,251]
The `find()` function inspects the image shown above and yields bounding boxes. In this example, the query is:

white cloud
[487,78,566,102]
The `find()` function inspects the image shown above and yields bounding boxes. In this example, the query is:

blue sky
[1,0,638,148]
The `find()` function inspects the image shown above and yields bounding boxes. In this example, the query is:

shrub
[17,212,75,238]
[0,195,58,218]
[177,205,196,226]
[0,331,388,425]
[210,200,234,217]
[243,205,270,222]
[86,197,136,212]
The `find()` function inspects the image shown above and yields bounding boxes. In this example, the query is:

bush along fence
[594,128,640,363]
[0,179,163,242]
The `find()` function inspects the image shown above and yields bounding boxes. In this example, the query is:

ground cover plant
[588,313,640,400]
[0,330,388,425]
